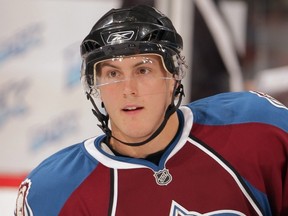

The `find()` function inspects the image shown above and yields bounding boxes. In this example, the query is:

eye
[108,70,119,78]
[137,67,151,75]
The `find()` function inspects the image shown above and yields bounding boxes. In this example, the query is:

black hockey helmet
[80,4,185,90]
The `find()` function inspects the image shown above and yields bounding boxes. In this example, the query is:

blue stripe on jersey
[188,91,288,132]
[26,142,98,215]
[242,178,272,216]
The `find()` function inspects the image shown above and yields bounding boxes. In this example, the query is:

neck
[109,112,179,158]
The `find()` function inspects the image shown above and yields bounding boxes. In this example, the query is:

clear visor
[93,54,174,88]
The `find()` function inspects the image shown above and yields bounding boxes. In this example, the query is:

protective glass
[93,54,174,88]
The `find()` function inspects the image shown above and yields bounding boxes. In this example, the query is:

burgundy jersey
[15,91,288,216]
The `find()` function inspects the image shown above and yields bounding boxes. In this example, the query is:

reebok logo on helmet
[106,30,134,44]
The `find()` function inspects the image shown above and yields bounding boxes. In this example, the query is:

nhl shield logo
[154,168,172,186]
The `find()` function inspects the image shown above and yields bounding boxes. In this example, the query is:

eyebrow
[95,57,157,77]
[99,62,119,69]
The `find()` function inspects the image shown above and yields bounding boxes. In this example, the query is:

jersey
[15,91,288,216]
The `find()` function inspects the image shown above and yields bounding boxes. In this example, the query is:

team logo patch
[154,168,172,186]
[15,178,33,216]
[169,200,246,216]
[250,90,288,110]
[106,30,134,44]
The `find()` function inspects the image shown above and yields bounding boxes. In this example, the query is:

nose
[123,77,137,97]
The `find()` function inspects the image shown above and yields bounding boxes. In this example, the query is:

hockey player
[15,5,288,216]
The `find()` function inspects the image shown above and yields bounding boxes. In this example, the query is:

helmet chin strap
[86,82,184,147]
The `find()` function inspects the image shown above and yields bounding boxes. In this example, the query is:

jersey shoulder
[15,140,99,215]
[187,91,288,131]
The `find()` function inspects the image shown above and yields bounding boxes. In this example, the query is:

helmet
[80,4,185,91]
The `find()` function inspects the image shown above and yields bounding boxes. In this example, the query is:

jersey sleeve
[189,91,288,215]
[14,142,98,216]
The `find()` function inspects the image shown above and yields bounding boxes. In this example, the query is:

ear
[169,79,177,95]
[97,88,103,100]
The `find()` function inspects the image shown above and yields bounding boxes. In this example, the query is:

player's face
[96,54,176,143]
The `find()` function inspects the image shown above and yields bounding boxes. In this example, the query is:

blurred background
[1,0,288,214]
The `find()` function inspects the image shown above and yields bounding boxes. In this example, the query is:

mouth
[122,106,144,112]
